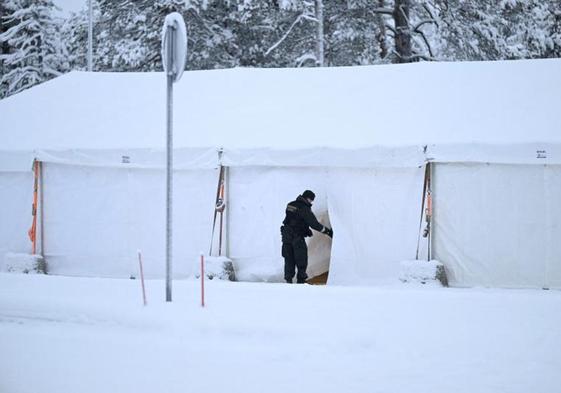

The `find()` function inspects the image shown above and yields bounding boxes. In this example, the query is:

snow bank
[399,260,447,286]
[2,253,46,274]
[197,256,235,281]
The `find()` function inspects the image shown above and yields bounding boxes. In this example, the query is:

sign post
[87,0,93,71]
[161,13,187,302]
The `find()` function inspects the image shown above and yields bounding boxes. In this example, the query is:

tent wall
[0,172,33,267]
[220,166,426,285]
[228,167,332,281]
[433,163,561,289]
[326,167,425,285]
[34,147,218,171]
[42,163,217,278]
[4,160,558,289]
[544,165,561,288]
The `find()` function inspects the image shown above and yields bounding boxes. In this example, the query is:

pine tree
[343,0,439,64]
[1,1,15,97]
[60,3,94,71]
[323,1,383,66]
[5,0,561,91]
[94,0,146,71]
[0,0,67,97]
[504,0,561,59]
[549,2,561,57]
[432,0,560,61]
[88,0,193,71]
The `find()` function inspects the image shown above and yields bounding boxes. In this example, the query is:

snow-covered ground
[1,273,560,393]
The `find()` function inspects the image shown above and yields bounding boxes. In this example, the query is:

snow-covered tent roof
[1,58,560,171]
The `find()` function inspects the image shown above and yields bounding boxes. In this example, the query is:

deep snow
[1,273,560,393]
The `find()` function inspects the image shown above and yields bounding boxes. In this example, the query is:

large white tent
[1,58,560,288]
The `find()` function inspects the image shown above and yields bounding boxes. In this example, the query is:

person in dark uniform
[280,190,333,284]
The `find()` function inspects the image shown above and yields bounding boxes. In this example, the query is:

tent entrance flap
[306,206,332,284]
[326,167,425,285]
[308,271,329,285]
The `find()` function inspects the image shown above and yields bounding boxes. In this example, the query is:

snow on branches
[0,0,66,97]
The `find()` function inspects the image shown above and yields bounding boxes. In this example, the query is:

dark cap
[302,190,315,201]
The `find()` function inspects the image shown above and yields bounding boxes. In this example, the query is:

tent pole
[416,163,429,260]
[427,162,433,261]
[39,162,44,258]
[218,168,225,256]
[218,210,224,256]
[29,160,39,255]
[209,165,224,256]
[224,166,230,257]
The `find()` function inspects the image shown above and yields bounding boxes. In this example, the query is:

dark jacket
[282,195,324,240]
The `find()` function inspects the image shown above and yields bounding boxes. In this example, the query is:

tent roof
[1,58,560,170]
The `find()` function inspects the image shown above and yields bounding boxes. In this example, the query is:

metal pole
[138,250,147,306]
[315,0,324,66]
[427,162,433,262]
[39,162,44,258]
[200,254,205,307]
[165,25,175,302]
[224,166,230,257]
[87,0,93,71]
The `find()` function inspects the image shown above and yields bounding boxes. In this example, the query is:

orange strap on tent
[425,167,433,261]
[28,160,39,254]
[425,190,433,220]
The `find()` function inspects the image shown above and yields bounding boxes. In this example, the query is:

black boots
[285,278,307,284]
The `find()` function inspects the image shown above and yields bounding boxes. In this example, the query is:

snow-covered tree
[182,0,242,69]
[1,1,14,97]
[319,1,385,66]
[262,1,324,67]
[549,3,561,57]
[93,0,151,71]
[502,0,561,59]
[0,0,67,97]
[344,0,439,64]
[4,0,561,94]
[432,0,560,61]
[60,2,98,71]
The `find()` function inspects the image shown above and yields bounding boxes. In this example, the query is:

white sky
[54,0,87,16]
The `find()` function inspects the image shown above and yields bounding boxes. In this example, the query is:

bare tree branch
[421,2,439,28]
[406,53,437,61]
[412,30,434,57]
[265,13,317,56]
[371,7,394,15]
[385,23,397,35]
[414,19,437,31]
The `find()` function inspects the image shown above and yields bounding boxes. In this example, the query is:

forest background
[1,0,560,98]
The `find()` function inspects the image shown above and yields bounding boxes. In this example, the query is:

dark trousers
[282,237,308,283]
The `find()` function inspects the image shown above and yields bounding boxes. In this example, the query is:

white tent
[1,58,560,288]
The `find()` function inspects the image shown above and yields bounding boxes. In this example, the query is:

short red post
[200,254,205,308]
[138,250,147,306]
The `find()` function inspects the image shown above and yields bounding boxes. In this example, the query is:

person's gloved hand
[322,227,333,238]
